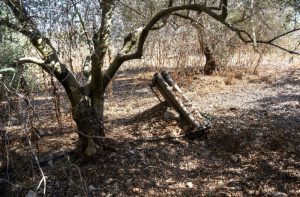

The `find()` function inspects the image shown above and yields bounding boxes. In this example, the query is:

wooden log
[161,70,206,122]
[153,73,200,129]
[152,73,174,107]
[161,70,189,102]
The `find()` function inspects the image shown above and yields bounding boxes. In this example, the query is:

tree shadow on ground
[1,66,300,196]
[272,67,300,87]
[92,74,300,196]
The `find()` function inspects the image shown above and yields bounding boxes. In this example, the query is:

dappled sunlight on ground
[1,63,300,196]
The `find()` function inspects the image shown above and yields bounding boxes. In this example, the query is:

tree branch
[70,0,93,53]
[15,57,46,66]
[121,4,225,61]
[103,1,299,88]
[103,3,224,88]
[221,0,228,20]
[171,6,300,55]
[93,0,114,62]
[3,0,82,106]
[268,28,300,43]
[90,0,114,97]
[251,40,300,55]
[116,0,146,18]
[0,18,32,36]
[11,57,53,73]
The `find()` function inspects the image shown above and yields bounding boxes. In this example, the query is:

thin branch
[1,78,47,194]
[70,0,93,52]
[252,40,300,55]
[23,105,47,195]
[116,0,146,18]
[268,28,300,43]
[207,0,228,14]
[142,0,155,15]
[167,0,174,8]
[221,0,228,20]
[8,57,53,74]
[74,164,88,196]
[3,0,83,106]
[172,13,234,47]
[15,57,46,66]
[151,0,174,30]
[0,81,31,103]
[175,12,300,55]
[30,137,47,195]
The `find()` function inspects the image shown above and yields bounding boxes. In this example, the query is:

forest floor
[0,58,300,196]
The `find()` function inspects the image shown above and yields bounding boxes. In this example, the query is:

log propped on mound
[151,70,211,139]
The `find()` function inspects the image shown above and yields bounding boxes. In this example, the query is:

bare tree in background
[0,0,299,157]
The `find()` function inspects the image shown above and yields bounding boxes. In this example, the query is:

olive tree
[0,0,299,157]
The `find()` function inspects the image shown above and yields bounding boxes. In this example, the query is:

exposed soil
[0,61,299,196]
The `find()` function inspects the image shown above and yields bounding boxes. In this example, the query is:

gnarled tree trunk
[203,44,219,75]
[196,28,219,75]
[72,97,105,156]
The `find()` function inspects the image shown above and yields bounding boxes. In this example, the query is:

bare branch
[3,0,83,106]
[252,40,300,55]
[116,0,146,18]
[15,57,46,66]
[121,4,225,60]
[103,1,299,88]
[103,3,222,88]
[151,0,174,30]
[11,57,53,73]
[268,28,300,43]
[70,0,93,53]
[175,12,300,55]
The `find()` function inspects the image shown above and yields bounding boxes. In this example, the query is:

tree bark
[72,97,105,156]
[203,44,219,75]
[3,0,105,157]
[196,25,219,75]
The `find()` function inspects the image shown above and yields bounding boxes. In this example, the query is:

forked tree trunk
[71,96,105,156]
